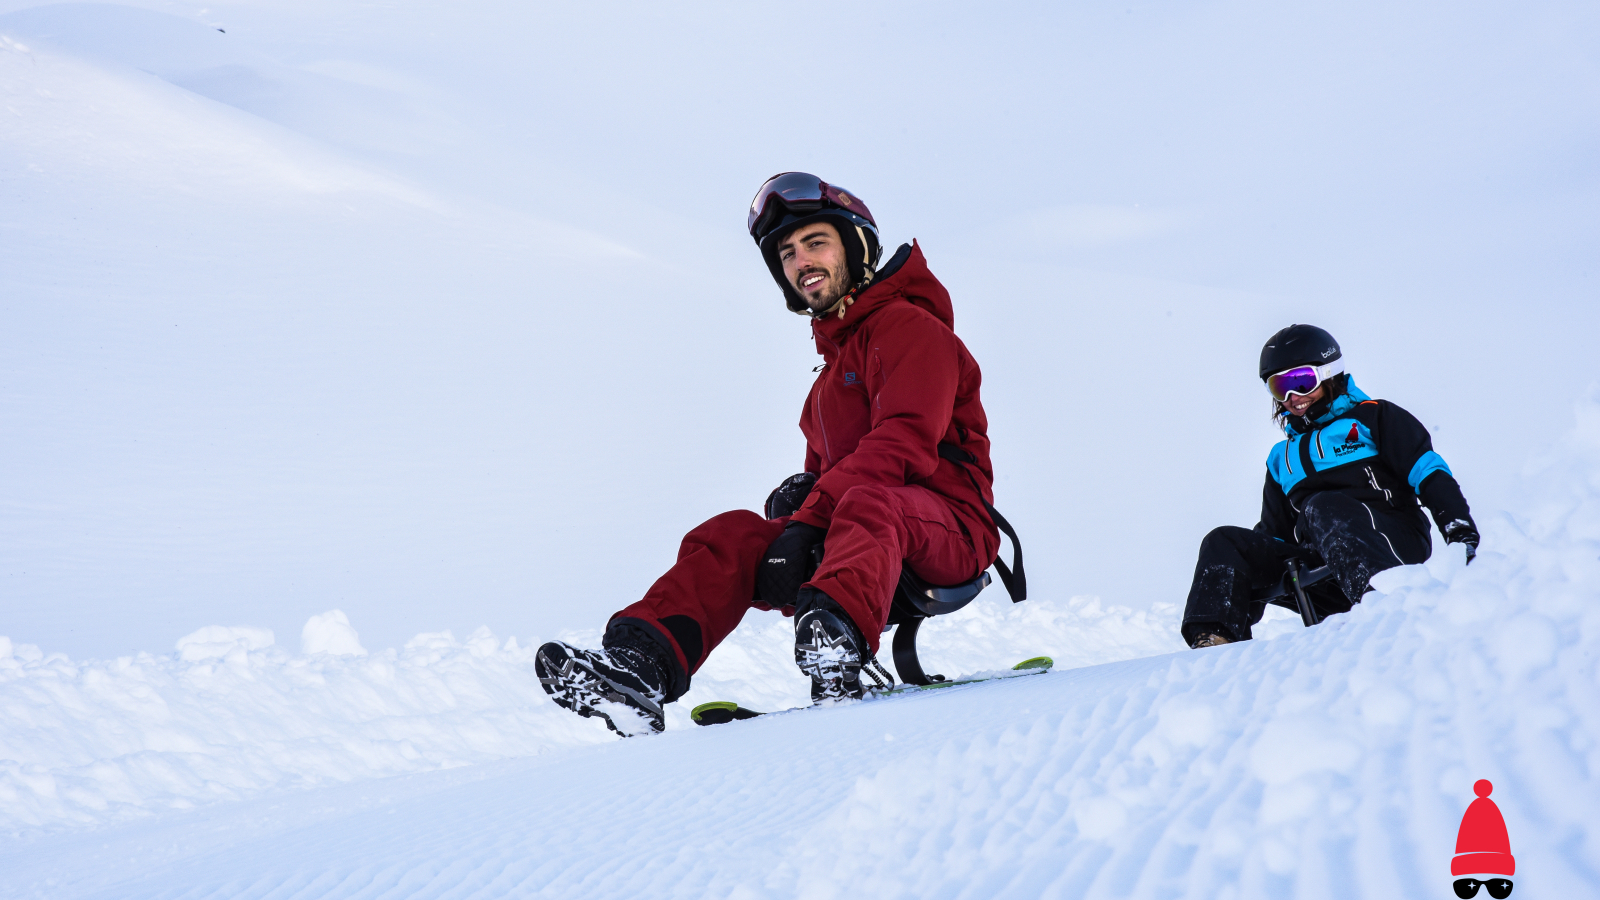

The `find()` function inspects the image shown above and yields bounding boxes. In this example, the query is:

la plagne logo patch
[1452,779,1515,898]
[1332,422,1364,456]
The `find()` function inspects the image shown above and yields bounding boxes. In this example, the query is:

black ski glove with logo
[1442,517,1480,564]
[755,521,826,609]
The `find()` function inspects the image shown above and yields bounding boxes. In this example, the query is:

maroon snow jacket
[789,241,1001,570]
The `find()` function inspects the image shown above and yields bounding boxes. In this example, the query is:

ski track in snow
[1,393,1598,896]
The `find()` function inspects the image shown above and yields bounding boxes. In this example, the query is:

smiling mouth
[801,272,827,290]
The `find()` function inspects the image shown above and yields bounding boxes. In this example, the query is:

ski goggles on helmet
[1264,358,1345,402]
[747,172,875,243]
[1453,878,1513,899]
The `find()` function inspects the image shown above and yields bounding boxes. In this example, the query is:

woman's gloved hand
[1442,517,1480,564]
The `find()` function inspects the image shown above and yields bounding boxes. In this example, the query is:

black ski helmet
[747,172,882,314]
[1259,324,1342,380]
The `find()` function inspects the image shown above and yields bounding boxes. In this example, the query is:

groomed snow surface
[2,400,1598,898]
[0,589,1189,835]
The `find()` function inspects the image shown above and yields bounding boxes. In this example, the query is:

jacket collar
[810,241,950,347]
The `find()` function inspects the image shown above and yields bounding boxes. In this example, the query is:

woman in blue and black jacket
[1181,325,1480,648]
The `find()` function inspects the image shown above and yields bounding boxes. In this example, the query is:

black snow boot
[793,588,891,702]
[536,639,669,736]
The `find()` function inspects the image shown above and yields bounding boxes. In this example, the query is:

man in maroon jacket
[537,173,1009,735]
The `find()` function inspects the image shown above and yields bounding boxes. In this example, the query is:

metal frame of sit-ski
[1253,559,1333,627]
[885,566,993,686]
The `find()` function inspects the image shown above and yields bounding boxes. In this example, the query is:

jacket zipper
[1364,465,1393,504]
[814,333,843,464]
[814,389,834,464]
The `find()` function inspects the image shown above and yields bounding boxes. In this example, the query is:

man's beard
[794,263,852,312]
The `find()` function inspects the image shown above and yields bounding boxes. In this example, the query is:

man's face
[778,221,852,312]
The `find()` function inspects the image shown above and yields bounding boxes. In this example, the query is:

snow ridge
[0,596,1181,835]
[0,625,610,833]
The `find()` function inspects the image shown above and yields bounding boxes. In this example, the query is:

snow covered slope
[1,396,1597,897]
[0,592,1186,834]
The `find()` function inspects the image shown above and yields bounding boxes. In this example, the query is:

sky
[2,0,1597,659]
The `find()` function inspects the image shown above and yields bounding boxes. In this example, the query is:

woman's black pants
[1180,492,1431,645]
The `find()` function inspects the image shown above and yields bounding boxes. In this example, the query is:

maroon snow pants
[608,484,983,687]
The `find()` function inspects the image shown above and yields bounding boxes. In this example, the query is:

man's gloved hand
[1442,518,1480,564]
[756,522,826,609]
[764,472,818,520]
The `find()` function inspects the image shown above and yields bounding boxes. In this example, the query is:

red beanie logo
[1453,779,1516,878]
[1347,423,1361,442]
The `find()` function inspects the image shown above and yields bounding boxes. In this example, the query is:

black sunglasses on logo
[1454,878,1513,899]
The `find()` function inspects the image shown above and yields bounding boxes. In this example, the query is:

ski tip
[1013,656,1053,671]
[691,701,738,725]
[690,701,763,726]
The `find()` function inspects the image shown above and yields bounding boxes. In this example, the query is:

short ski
[690,656,1053,726]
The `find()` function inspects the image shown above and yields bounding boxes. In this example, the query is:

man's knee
[681,508,777,548]
[830,484,897,523]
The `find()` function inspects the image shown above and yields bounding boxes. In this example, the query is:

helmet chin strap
[854,226,878,287]
[817,291,857,319]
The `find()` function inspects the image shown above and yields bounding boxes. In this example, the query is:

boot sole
[535,643,664,737]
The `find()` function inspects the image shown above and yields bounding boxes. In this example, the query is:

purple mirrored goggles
[1265,359,1344,402]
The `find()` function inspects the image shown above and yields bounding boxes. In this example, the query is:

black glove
[764,472,818,520]
[755,522,825,609]
[1442,517,1480,564]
